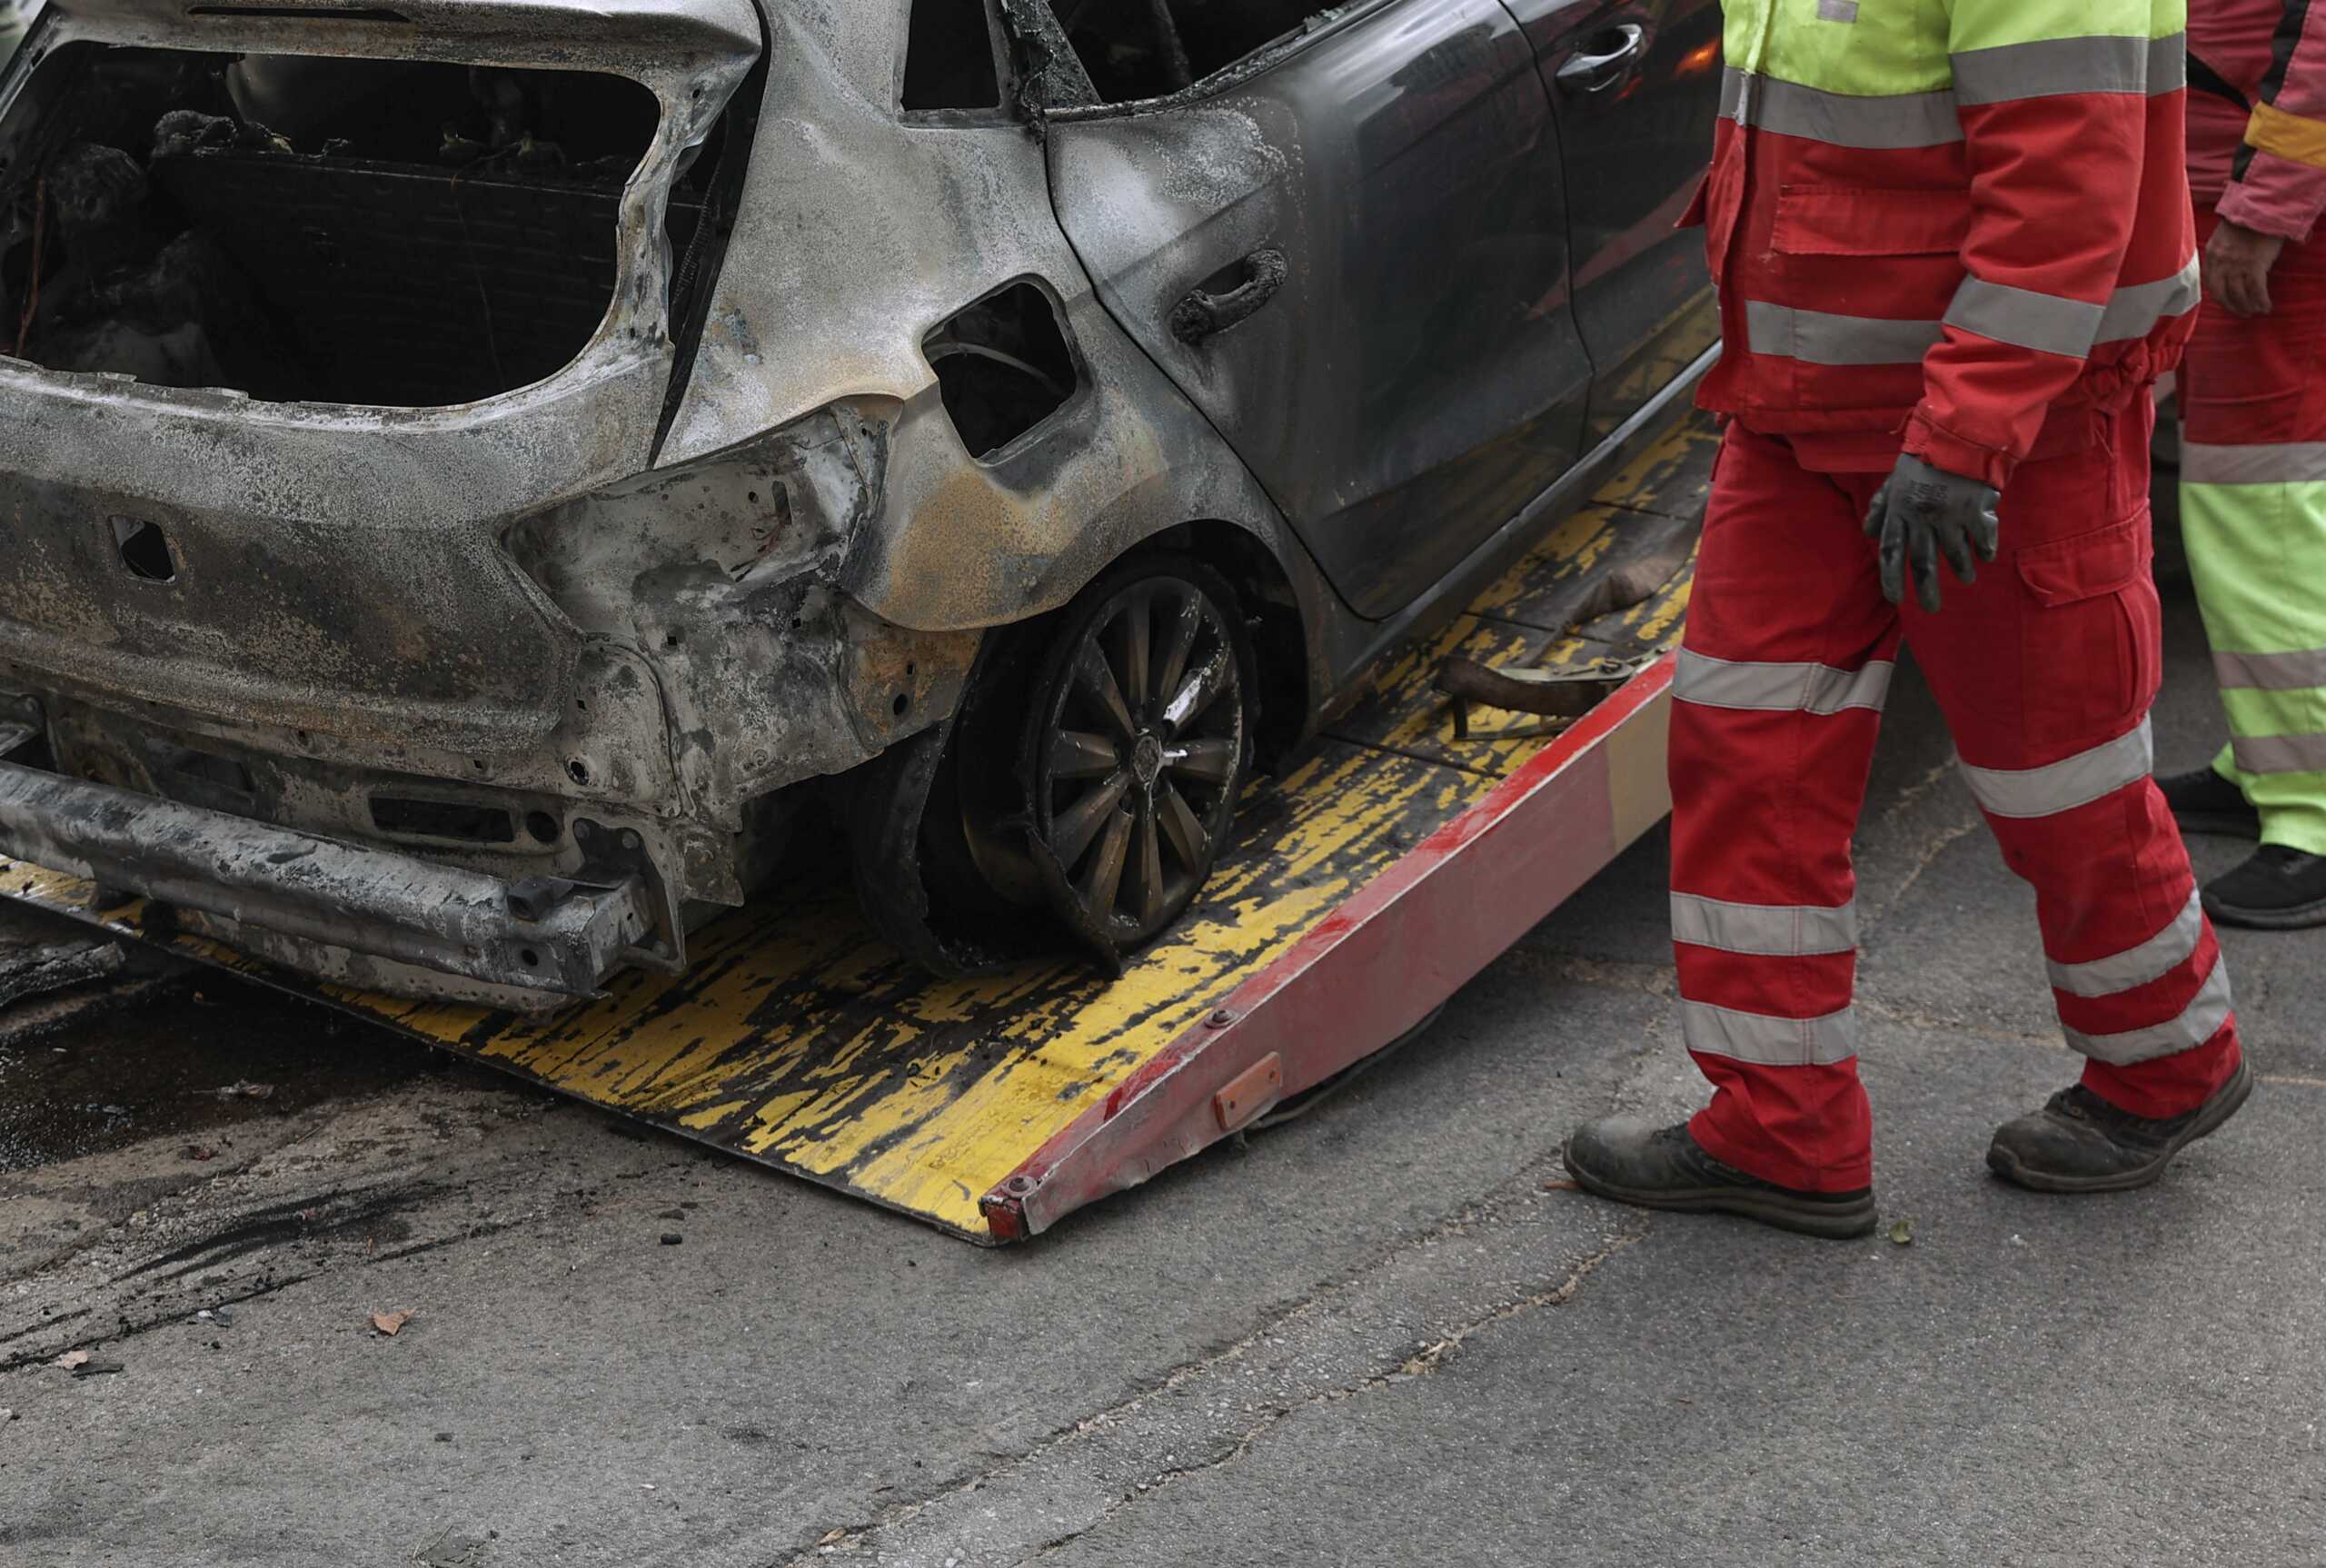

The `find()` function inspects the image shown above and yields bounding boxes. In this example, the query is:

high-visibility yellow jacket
[1692,0,2200,489]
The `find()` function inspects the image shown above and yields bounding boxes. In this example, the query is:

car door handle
[1169,248,1289,345]
[1555,24,1645,94]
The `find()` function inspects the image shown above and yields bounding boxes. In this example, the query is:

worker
[2155,0,2326,928]
[1564,0,2251,1238]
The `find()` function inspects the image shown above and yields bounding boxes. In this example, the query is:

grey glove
[1862,453,2002,614]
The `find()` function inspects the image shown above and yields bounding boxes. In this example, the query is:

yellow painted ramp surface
[0,418,1717,1240]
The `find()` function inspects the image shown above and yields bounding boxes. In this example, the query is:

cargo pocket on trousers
[2014,516,2161,741]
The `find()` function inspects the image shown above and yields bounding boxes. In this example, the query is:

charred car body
[0,0,1719,1008]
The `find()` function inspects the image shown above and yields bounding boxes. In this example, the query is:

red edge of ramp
[980,652,1676,1242]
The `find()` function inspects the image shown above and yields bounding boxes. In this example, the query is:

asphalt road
[2,585,2320,1567]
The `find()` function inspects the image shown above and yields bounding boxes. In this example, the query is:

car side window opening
[1051,0,1329,104]
[903,0,1006,112]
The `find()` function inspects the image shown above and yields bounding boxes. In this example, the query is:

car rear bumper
[0,759,658,1001]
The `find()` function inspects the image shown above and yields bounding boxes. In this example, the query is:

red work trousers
[1672,403,2243,1193]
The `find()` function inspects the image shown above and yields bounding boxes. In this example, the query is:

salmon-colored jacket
[2191,0,2326,238]
[1694,0,2200,491]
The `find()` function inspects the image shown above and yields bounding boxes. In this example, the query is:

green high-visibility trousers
[2180,208,2326,857]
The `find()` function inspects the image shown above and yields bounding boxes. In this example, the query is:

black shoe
[2156,766,2261,839]
[2203,844,2326,929]
[1986,1058,2253,1194]
[1562,1116,1878,1240]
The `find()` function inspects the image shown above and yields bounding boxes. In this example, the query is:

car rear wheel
[1019,561,1252,953]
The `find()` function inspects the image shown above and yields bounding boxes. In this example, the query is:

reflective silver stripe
[1944,276,2103,358]
[1721,67,1963,149]
[2232,732,2326,774]
[1952,34,2152,104]
[1959,719,2152,819]
[1673,894,1858,957]
[2096,256,2202,343]
[1743,301,1943,366]
[2063,958,2234,1067]
[1945,265,2197,354]
[2181,442,2326,485]
[2150,32,2188,94]
[2047,888,2203,998]
[1675,650,1894,714]
[1681,999,1860,1067]
[2214,648,2326,690]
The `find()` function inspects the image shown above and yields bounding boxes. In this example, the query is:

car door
[1506,0,1724,444]
[1034,0,1593,620]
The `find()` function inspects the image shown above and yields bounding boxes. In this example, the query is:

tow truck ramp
[0,417,1715,1244]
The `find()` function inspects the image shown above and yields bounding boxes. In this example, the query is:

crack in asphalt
[1004,1230,1647,1567]
[763,1149,1648,1568]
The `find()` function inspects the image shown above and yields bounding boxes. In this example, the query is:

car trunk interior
[0,43,705,406]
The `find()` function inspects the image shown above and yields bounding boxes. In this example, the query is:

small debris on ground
[1888,1219,1914,1246]
[54,1350,88,1370]
[73,1361,125,1377]
[818,1529,847,1546]
[0,1407,15,1423]
[660,1233,682,1245]
[214,1080,276,1100]
[371,1308,414,1336]
[183,1145,217,1161]
[1541,1178,1581,1192]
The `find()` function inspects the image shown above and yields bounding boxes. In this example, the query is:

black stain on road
[0,973,439,1173]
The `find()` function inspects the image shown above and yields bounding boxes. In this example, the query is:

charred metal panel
[0,760,656,998]
[1042,0,1595,620]
[659,2,1327,654]
[37,681,713,892]
[503,400,985,814]
[8,0,758,80]
[0,463,577,744]
[0,0,756,763]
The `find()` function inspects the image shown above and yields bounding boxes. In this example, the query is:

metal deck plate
[0,417,1717,1241]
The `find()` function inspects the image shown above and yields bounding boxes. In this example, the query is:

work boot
[1986,1058,2253,1194]
[1562,1116,1878,1240]
[2156,765,2261,839]
[2203,844,2326,929]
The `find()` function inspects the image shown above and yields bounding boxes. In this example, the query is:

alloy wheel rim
[1032,579,1243,942]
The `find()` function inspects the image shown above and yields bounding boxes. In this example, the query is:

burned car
[0,0,1719,1008]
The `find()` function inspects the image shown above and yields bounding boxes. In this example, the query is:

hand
[1863,453,2003,613]
[2203,219,2287,318]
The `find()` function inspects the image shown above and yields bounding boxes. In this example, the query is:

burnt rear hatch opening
[0,45,682,406]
